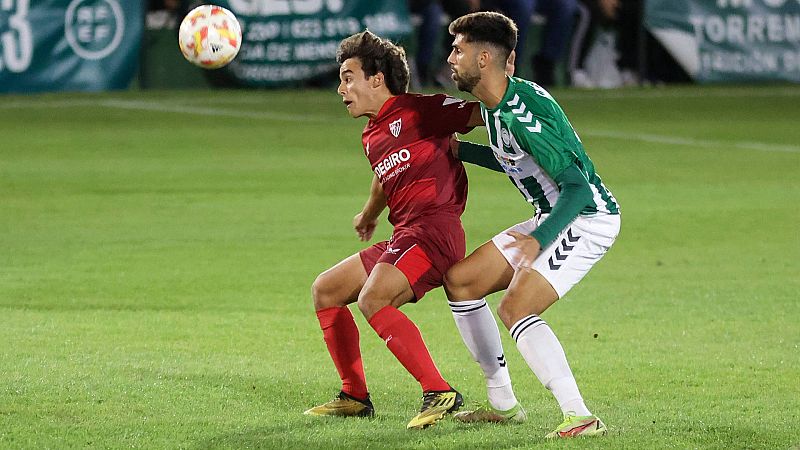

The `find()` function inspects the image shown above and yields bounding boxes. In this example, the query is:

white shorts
[491,213,621,298]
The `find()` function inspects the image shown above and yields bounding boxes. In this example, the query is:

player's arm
[466,102,484,127]
[450,137,504,172]
[353,174,386,241]
[419,95,480,135]
[529,164,593,247]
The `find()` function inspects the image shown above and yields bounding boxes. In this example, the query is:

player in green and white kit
[442,12,620,438]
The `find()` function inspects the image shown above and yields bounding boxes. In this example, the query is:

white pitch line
[0,98,347,123]
[4,86,799,108]
[96,99,344,123]
[0,99,102,108]
[583,129,800,154]
[3,97,797,153]
[553,87,800,101]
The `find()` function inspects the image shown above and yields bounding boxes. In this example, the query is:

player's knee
[311,272,341,310]
[443,265,475,300]
[356,295,390,321]
[497,294,528,330]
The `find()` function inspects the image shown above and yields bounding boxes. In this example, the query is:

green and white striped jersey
[481,76,619,216]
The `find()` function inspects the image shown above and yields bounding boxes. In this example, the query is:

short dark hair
[448,12,518,62]
[336,30,409,95]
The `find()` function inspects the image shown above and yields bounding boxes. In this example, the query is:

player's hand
[505,50,516,76]
[449,135,460,159]
[353,212,378,241]
[503,231,541,270]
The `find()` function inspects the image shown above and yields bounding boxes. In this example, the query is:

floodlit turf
[1,85,798,449]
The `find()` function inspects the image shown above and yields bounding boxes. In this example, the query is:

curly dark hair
[336,30,409,95]
[448,12,518,63]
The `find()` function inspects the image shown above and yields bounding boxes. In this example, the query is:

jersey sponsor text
[374,148,411,178]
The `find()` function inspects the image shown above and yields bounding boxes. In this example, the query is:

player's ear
[505,50,516,76]
[371,72,384,88]
[478,49,490,69]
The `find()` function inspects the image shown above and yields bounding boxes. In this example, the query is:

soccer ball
[178,5,242,69]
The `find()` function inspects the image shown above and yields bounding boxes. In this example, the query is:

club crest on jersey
[389,118,402,138]
[500,128,511,147]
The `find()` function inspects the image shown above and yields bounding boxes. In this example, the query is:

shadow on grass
[195,419,797,450]
[193,418,542,450]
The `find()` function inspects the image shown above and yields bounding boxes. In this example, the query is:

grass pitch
[1,85,798,449]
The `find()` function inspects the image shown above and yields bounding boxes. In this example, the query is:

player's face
[338,58,378,119]
[447,34,481,93]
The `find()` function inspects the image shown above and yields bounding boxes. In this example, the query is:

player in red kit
[303,30,484,429]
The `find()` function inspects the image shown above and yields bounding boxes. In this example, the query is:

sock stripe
[510,315,545,342]
[448,299,487,314]
[453,304,487,314]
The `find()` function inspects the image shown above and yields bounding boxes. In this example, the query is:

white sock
[511,314,592,417]
[449,299,518,411]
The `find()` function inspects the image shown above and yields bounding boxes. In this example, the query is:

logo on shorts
[548,228,580,270]
[389,118,402,137]
[386,246,400,255]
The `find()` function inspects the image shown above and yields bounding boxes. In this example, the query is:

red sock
[316,306,368,399]
[368,306,450,392]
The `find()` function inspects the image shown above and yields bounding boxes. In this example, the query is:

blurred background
[1,0,798,94]
[2,4,798,448]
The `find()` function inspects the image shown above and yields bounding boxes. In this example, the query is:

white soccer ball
[178,5,242,69]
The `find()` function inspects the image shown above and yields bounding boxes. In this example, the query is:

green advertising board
[645,0,800,83]
[0,0,144,93]
[215,0,412,87]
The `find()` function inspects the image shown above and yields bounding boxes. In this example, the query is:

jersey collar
[369,95,401,125]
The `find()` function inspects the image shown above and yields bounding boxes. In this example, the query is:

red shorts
[359,223,465,301]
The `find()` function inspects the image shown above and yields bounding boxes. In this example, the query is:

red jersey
[362,93,475,229]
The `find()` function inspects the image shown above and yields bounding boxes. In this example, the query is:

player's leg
[312,253,366,310]
[502,262,603,435]
[444,237,522,422]
[359,262,449,394]
[444,239,515,301]
[355,261,415,318]
[305,253,372,417]
[501,215,620,437]
[358,242,462,429]
[359,261,451,394]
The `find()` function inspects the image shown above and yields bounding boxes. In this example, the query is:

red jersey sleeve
[415,94,477,137]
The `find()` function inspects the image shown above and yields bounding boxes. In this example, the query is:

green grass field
[1,85,799,449]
